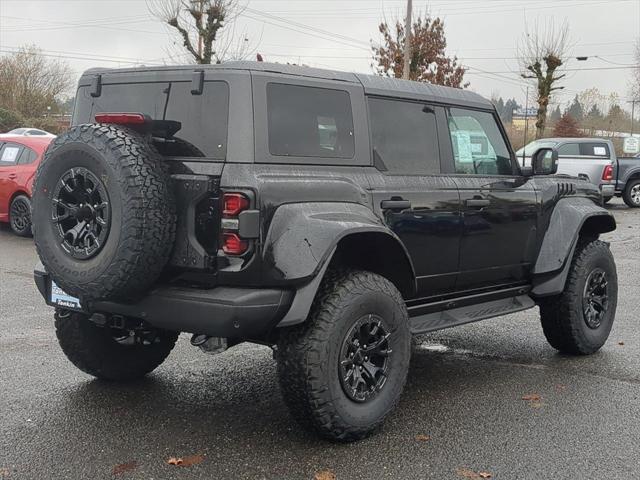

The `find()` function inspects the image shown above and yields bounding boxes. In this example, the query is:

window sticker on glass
[593,146,607,156]
[453,131,473,163]
[1,147,20,163]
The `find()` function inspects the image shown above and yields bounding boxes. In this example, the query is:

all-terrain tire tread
[540,239,616,355]
[54,310,178,381]
[33,124,176,301]
[276,269,409,442]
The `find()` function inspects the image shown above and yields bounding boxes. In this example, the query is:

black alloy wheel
[10,195,32,237]
[51,167,110,260]
[339,314,392,403]
[582,268,609,330]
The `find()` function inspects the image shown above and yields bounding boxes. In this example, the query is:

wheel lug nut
[359,366,363,371]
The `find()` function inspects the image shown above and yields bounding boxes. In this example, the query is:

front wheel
[55,310,179,381]
[9,195,32,237]
[540,239,617,355]
[276,269,411,442]
[623,179,640,208]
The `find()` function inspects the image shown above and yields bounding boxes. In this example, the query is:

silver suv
[517,138,615,200]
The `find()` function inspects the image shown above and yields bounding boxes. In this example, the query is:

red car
[0,135,53,236]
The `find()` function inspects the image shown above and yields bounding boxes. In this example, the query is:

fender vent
[557,182,576,198]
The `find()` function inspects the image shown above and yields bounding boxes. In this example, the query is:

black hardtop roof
[81,61,492,109]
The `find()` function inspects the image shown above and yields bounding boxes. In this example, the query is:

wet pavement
[1,197,639,479]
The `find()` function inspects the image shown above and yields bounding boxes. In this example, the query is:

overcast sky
[1,0,639,110]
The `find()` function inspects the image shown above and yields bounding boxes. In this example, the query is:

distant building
[512,107,538,130]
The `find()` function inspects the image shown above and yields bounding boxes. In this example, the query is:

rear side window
[579,142,610,157]
[368,97,440,175]
[558,143,580,156]
[17,147,38,165]
[267,83,354,158]
[0,144,22,165]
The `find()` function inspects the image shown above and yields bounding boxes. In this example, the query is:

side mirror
[531,147,558,175]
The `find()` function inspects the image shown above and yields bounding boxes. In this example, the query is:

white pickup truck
[516,137,615,201]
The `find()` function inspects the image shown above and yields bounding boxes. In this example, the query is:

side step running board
[409,295,536,334]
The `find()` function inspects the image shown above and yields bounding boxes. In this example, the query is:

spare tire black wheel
[32,124,176,302]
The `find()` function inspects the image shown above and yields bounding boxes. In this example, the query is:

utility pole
[402,0,412,80]
[629,100,638,136]
[523,86,529,165]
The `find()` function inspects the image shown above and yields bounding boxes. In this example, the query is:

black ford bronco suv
[32,62,617,442]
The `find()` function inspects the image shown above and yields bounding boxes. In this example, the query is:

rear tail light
[221,192,250,255]
[94,113,148,125]
[222,233,248,255]
[602,165,613,181]
[223,193,250,217]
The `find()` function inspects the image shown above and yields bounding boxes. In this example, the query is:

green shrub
[0,108,25,132]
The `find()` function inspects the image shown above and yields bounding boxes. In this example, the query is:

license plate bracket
[50,280,82,310]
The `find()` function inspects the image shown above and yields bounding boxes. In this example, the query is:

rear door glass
[368,97,440,175]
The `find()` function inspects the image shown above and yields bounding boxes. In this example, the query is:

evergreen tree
[553,112,582,137]
[550,105,562,122]
[567,95,584,121]
[587,104,602,119]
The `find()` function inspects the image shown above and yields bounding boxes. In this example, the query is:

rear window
[81,80,229,159]
[163,81,229,159]
[267,83,354,159]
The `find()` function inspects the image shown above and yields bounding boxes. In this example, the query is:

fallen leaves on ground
[112,461,137,476]
[415,434,430,442]
[522,393,544,407]
[456,467,492,479]
[521,394,541,401]
[618,341,625,346]
[314,470,337,480]
[0,467,9,477]
[166,455,205,467]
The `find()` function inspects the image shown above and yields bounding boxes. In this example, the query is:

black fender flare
[262,202,415,327]
[531,197,615,297]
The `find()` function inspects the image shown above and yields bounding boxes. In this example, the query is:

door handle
[381,199,411,211]
[465,198,490,208]
[8,174,17,179]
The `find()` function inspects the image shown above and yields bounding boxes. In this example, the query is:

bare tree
[147,0,253,64]
[0,46,73,118]
[518,20,571,139]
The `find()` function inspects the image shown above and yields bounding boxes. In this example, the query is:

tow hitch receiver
[191,334,228,355]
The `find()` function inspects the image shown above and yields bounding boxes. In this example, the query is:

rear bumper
[34,269,293,339]
[600,184,615,198]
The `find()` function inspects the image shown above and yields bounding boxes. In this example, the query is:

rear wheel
[540,239,617,355]
[276,269,411,442]
[9,195,32,237]
[55,310,178,381]
[622,179,640,208]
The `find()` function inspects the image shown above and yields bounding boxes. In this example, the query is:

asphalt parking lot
[1,198,639,480]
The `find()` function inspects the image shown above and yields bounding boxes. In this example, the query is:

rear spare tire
[32,124,176,301]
